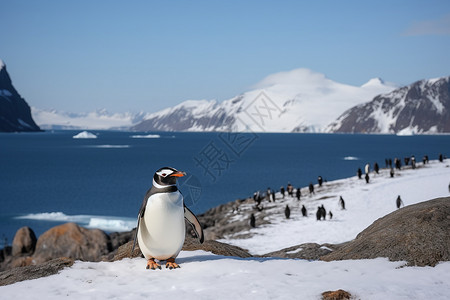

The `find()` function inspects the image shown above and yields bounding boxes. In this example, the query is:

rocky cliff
[0,60,41,132]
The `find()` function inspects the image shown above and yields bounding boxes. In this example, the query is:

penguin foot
[146,258,161,270]
[165,258,180,270]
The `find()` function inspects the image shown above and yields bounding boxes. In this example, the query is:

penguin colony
[250,154,443,227]
[133,167,204,270]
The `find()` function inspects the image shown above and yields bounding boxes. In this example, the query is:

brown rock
[321,289,352,300]
[182,235,252,258]
[12,226,37,257]
[321,197,450,266]
[33,222,111,264]
[10,256,34,268]
[0,257,74,286]
[262,242,346,260]
[112,234,252,261]
[112,239,142,261]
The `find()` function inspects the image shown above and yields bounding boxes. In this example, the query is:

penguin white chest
[137,191,185,260]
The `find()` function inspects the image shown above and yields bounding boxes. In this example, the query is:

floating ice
[16,212,135,232]
[73,131,97,139]
[343,156,359,160]
[130,134,161,138]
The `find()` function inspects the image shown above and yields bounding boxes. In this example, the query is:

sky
[1,0,450,114]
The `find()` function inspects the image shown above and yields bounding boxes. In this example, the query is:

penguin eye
[161,173,167,177]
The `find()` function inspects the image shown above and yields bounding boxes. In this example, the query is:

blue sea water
[0,130,449,245]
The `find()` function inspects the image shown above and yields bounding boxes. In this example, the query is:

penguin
[396,195,403,209]
[132,167,204,270]
[250,213,256,228]
[301,205,307,217]
[285,205,291,219]
[339,196,345,210]
[320,204,326,220]
[316,207,321,221]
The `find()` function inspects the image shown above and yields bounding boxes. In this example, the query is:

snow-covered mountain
[132,69,397,132]
[31,108,148,130]
[326,76,450,134]
[0,60,41,132]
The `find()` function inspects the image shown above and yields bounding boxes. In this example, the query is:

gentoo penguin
[132,167,204,270]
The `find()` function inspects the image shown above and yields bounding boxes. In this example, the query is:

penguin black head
[153,167,186,187]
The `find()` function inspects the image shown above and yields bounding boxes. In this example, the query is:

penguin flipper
[131,216,140,255]
[184,205,204,243]
[131,191,151,255]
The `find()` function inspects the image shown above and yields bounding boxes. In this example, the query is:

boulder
[33,222,112,264]
[11,226,37,257]
[321,197,450,266]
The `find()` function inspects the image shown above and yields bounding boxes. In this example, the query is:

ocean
[0,130,449,245]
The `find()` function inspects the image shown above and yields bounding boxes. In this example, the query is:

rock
[112,234,252,261]
[0,247,12,263]
[182,235,252,258]
[0,60,41,132]
[321,197,450,266]
[0,257,74,286]
[33,222,112,264]
[12,226,37,257]
[109,229,135,253]
[197,197,271,240]
[10,256,33,268]
[111,239,142,261]
[262,242,346,260]
[321,289,352,300]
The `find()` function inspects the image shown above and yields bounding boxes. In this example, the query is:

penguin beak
[170,171,186,177]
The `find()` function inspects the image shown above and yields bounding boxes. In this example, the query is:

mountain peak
[362,77,385,87]
[327,75,450,134]
[0,60,41,132]
[252,68,329,90]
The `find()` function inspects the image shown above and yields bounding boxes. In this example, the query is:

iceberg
[73,131,97,139]
[130,134,161,138]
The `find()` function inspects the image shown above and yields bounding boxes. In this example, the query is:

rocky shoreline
[1,194,449,287]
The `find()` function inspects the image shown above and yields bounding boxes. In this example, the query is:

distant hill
[31,107,147,130]
[0,60,41,132]
[326,76,450,134]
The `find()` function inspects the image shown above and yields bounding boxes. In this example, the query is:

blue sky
[1,0,450,113]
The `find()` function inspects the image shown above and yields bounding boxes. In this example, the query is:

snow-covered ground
[219,160,450,255]
[1,160,449,299]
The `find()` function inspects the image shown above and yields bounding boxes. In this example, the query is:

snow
[73,131,97,139]
[17,118,33,129]
[2,251,450,300]
[2,161,450,299]
[141,68,398,133]
[233,69,397,132]
[130,134,161,138]
[397,127,416,136]
[330,76,450,134]
[219,160,450,254]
